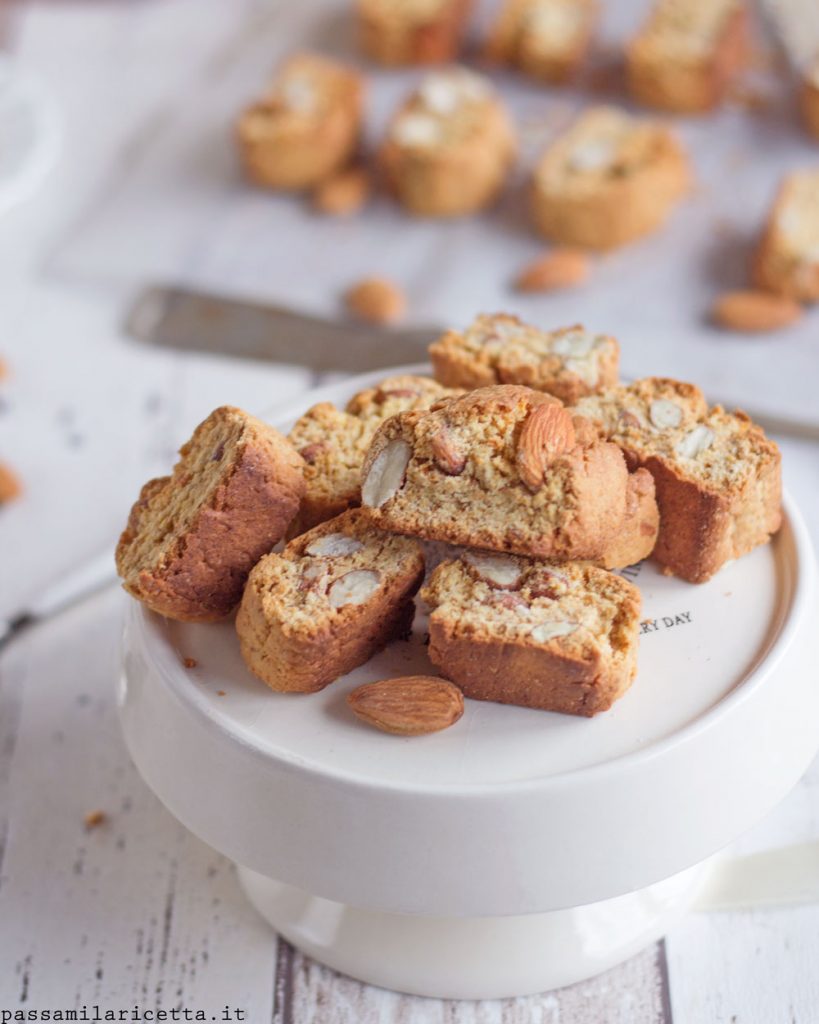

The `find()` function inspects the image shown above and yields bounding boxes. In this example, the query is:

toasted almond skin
[313,166,371,216]
[345,277,406,325]
[429,426,466,476]
[514,249,590,293]
[347,676,464,736]
[0,462,22,504]
[712,290,802,332]
[516,403,577,491]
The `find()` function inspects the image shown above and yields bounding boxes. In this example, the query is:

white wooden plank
[281,940,670,1023]
[0,589,277,1015]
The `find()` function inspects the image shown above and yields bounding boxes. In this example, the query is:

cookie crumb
[182,657,198,669]
[84,810,107,830]
[0,462,22,504]
[345,277,406,325]
[216,690,226,697]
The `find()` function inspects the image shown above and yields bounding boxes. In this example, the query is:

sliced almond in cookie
[676,424,715,459]
[712,290,802,332]
[464,551,523,589]
[347,676,464,736]
[530,620,578,643]
[362,439,412,507]
[305,533,365,557]
[328,569,381,608]
[516,403,576,491]
[649,398,683,430]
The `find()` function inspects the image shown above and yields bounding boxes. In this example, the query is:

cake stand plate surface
[120,367,818,998]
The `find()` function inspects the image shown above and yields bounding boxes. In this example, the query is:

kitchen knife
[124,284,819,441]
[124,284,441,374]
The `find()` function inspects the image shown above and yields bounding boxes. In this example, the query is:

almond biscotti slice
[429,313,619,403]
[236,510,425,693]
[357,0,473,65]
[626,0,748,114]
[753,171,819,303]
[360,384,656,566]
[288,375,460,536]
[531,106,690,250]
[575,379,782,583]
[379,68,517,217]
[116,407,306,623]
[421,553,641,716]
[236,53,364,191]
[484,0,598,83]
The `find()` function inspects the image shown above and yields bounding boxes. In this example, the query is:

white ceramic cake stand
[119,367,819,1000]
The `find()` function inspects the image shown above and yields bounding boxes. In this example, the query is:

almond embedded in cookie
[421,555,641,716]
[236,509,425,693]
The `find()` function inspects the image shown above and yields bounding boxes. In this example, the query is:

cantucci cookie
[116,407,305,623]
[288,375,461,536]
[485,0,598,83]
[379,68,517,217]
[421,554,641,716]
[236,510,424,693]
[574,378,782,583]
[357,0,472,65]
[801,59,819,140]
[531,106,690,250]
[236,53,364,190]
[626,0,748,113]
[753,171,819,303]
[360,384,657,566]
[428,313,619,403]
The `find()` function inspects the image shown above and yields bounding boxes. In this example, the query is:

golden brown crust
[422,556,641,716]
[116,407,305,622]
[236,53,364,191]
[236,510,425,693]
[360,385,643,564]
[626,1,749,113]
[531,107,690,251]
[428,314,619,403]
[357,0,473,65]
[600,467,659,569]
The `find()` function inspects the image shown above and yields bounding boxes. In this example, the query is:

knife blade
[124,284,442,374]
[124,284,819,442]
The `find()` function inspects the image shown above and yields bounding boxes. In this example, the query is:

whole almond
[712,290,802,332]
[514,249,590,293]
[429,426,466,475]
[0,462,22,504]
[348,676,464,736]
[313,166,370,216]
[345,277,406,325]
[516,403,576,491]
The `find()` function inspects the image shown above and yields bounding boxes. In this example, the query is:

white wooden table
[1,2,819,1019]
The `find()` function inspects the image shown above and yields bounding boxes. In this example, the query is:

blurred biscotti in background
[626,0,749,113]
[379,67,517,216]
[753,170,819,302]
[484,0,598,83]
[530,106,690,249]
[236,52,364,190]
[357,0,473,65]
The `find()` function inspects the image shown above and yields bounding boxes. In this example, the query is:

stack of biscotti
[573,378,782,583]
[360,383,659,569]
[288,373,461,535]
